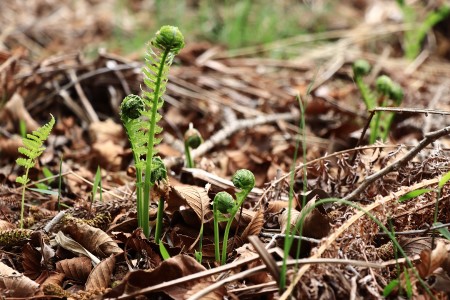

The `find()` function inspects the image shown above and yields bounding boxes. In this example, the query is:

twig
[369,106,450,115]
[343,125,450,202]
[187,258,382,300]
[248,236,280,285]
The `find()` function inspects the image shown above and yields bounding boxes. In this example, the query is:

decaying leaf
[0,261,40,297]
[185,281,226,300]
[416,241,448,278]
[62,217,123,258]
[22,243,42,280]
[103,254,208,299]
[266,200,290,214]
[56,256,92,282]
[55,231,101,264]
[241,207,264,241]
[168,185,212,224]
[85,255,115,291]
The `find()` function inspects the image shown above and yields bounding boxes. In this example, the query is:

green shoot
[16,114,55,228]
[353,61,404,143]
[398,188,433,202]
[159,241,170,260]
[221,169,255,265]
[92,166,103,203]
[213,191,235,263]
[120,26,184,238]
[212,169,255,265]
[397,0,450,59]
[57,155,63,211]
[184,123,203,168]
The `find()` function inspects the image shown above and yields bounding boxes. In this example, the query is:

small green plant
[212,169,255,265]
[16,114,55,228]
[353,60,404,144]
[92,166,103,203]
[184,123,203,168]
[120,25,184,238]
[397,0,450,59]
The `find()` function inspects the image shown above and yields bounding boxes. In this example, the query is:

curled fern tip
[152,25,185,54]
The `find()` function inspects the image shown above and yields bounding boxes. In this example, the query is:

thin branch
[343,125,450,201]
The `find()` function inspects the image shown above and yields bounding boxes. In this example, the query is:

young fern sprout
[353,59,376,110]
[120,25,184,238]
[216,169,255,265]
[184,123,203,168]
[374,75,404,142]
[213,191,235,263]
[16,115,55,228]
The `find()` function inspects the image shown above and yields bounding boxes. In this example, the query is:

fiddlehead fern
[120,26,184,238]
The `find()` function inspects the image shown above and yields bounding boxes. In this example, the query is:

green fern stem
[154,197,165,243]
[143,49,170,238]
[19,168,29,229]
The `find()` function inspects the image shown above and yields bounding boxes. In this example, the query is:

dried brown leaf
[266,200,289,214]
[241,208,264,241]
[85,255,115,291]
[400,236,433,257]
[185,281,226,300]
[170,185,212,223]
[63,218,123,258]
[0,261,40,297]
[41,272,64,289]
[417,241,447,278]
[103,254,207,299]
[56,256,92,282]
[22,243,42,280]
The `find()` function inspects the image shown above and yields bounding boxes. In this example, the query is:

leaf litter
[2,0,450,299]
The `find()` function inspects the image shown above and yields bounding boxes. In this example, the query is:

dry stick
[343,124,450,202]
[164,112,299,169]
[187,258,382,300]
[279,177,440,300]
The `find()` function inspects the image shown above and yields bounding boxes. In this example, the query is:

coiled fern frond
[120,25,184,238]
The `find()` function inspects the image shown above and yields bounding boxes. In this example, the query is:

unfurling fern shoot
[120,26,185,238]
[16,115,55,228]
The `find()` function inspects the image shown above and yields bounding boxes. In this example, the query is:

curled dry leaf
[168,185,212,224]
[241,208,264,241]
[185,281,226,300]
[85,255,115,292]
[55,231,100,264]
[40,272,65,293]
[22,243,42,280]
[266,200,289,214]
[56,256,92,282]
[63,218,123,258]
[103,254,207,299]
[416,241,448,278]
[279,199,331,239]
[0,261,40,297]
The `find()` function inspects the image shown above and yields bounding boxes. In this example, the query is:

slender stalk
[154,197,165,243]
[213,206,220,263]
[221,190,250,265]
[184,142,194,168]
[143,49,170,238]
[19,169,29,229]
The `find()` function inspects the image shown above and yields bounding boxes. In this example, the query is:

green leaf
[92,166,102,202]
[399,188,433,202]
[34,183,49,190]
[16,175,29,185]
[159,241,170,260]
[28,188,59,196]
[383,279,399,297]
[439,170,450,189]
[42,167,54,183]
[434,222,450,240]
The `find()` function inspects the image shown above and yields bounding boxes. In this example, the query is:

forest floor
[2,1,450,299]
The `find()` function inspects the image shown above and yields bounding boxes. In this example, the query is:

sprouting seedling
[396,0,450,60]
[184,123,203,168]
[120,25,184,238]
[371,75,404,143]
[16,114,55,228]
[213,169,255,265]
[352,59,376,110]
[213,191,235,263]
[353,60,404,143]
